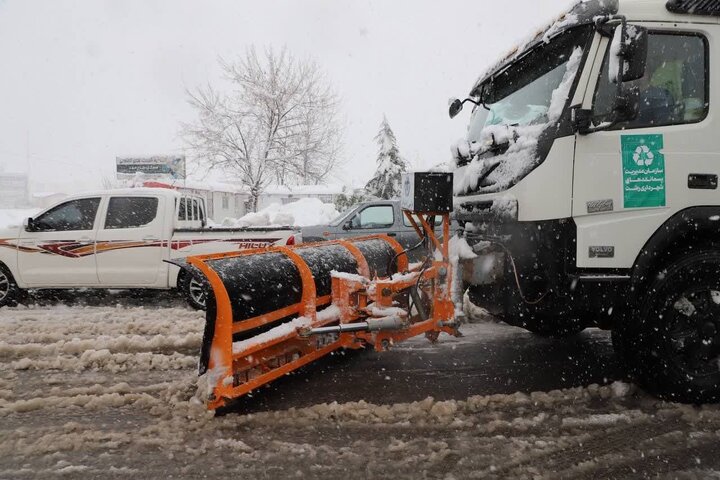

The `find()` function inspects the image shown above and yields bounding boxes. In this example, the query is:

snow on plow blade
[186,215,459,410]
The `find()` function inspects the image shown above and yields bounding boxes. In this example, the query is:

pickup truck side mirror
[342,221,352,231]
[23,217,35,232]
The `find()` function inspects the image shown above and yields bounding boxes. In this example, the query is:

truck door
[95,195,166,285]
[337,203,398,241]
[572,27,713,270]
[18,197,101,286]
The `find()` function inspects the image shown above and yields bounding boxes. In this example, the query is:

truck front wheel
[630,251,720,403]
[0,265,23,308]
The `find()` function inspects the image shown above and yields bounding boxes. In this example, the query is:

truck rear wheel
[630,251,720,403]
[0,265,23,308]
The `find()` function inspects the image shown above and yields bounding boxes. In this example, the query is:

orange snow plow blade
[186,212,459,410]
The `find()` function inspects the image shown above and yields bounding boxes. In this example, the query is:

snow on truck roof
[470,0,711,96]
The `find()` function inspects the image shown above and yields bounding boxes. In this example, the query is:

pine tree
[365,117,407,199]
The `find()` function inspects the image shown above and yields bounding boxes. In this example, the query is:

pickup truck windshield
[329,207,356,226]
[468,26,592,144]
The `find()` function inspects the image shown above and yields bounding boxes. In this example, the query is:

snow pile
[449,235,477,262]
[449,235,478,315]
[331,270,369,284]
[454,47,584,196]
[0,208,39,229]
[3,304,720,478]
[223,197,339,228]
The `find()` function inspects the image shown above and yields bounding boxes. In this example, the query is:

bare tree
[181,46,343,211]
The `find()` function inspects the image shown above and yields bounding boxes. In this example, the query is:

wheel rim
[663,288,720,378]
[0,271,9,303]
[188,278,207,307]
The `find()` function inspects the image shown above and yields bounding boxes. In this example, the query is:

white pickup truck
[0,188,298,309]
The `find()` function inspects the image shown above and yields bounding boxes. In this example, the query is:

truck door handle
[142,236,159,243]
[387,233,397,237]
[78,236,94,243]
[688,173,718,189]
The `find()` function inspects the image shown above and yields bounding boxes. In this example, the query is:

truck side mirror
[342,221,352,231]
[23,217,35,232]
[449,98,463,119]
[610,23,648,84]
[448,97,480,119]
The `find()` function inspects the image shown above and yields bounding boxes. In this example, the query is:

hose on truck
[464,233,548,305]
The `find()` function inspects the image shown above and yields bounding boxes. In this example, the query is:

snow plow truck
[185,0,720,409]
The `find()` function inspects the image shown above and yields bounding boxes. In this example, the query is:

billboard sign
[116,156,186,180]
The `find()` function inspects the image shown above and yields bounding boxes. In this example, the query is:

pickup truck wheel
[0,266,22,308]
[182,274,209,311]
[632,251,720,403]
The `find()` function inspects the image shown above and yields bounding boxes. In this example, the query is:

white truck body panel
[573,22,720,268]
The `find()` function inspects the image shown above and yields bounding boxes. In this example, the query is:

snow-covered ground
[0,208,39,229]
[1,304,720,478]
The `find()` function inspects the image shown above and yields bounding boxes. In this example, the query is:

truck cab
[452,0,720,402]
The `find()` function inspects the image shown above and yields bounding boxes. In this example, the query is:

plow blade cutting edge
[186,213,459,410]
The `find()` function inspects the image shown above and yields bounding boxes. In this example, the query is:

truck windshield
[468,26,592,144]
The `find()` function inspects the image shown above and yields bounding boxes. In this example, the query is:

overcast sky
[0,0,571,193]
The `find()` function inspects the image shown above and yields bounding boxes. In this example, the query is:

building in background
[142,180,249,222]
[31,192,68,209]
[257,184,344,210]
[115,154,250,221]
[0,173,29,208]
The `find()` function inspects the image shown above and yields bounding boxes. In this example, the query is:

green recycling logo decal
[621,134,665,208]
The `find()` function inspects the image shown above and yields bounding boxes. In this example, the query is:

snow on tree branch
[365,116,408,200]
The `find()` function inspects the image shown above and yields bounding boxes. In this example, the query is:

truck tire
[180,273,209,311]
[630,251,720,403]
[0,265,23,308]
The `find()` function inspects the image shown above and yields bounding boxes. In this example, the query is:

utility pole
[25,130,31,205]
